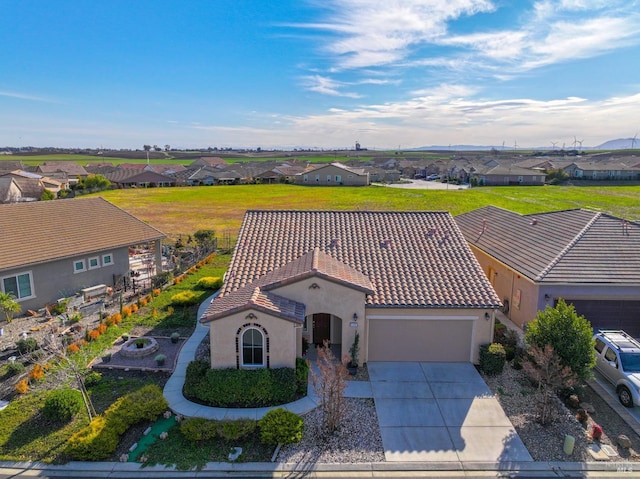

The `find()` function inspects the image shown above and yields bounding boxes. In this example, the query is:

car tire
[618,386,634,408]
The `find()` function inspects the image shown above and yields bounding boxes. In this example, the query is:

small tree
[523,345,577,425]
[310,341,349,434]
[0,292,21,323]
[524,299,595,380]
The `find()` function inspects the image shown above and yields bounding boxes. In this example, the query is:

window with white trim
[88,257,100,270]
[303,174,308,183]
[73,259,86,273]
[335,175,341,183]
[315,175,320,182]
[102,253,113,266]
[242,328,264,366]
[1,272,34,300]
[327,174,331,183]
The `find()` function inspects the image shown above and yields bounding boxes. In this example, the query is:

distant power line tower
[355,140,361,151]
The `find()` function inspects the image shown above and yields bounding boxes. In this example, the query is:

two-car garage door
[367,318,474,362]
[565,300,640,337]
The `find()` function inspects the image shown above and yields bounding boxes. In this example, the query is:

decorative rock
[228,447,242,461]
[138,455,148,463]
[175,414,184,423]
[119,454,129,462]
[164,410,172,419]
[579,402,595,414]
[159,431,168,440]
[129,442,138,452]
[618,434,632,449]
[143,427,152,436]
[567,394,580,409]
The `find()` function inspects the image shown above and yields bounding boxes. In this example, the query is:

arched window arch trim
[235,322,270,369]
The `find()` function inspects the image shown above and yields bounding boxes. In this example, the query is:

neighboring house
[35,162,89,185]
[255,164,307,184]
[366,167,401,183]
[105,169,176,188]
[0,178,23,203]
[295,163,370,186]
[0,197,166,312]
[563,162,640,181]
[200,210,501,370]
[189,157,228,169]
[0,172,46,201]
[456,206,640,335]
[471,165,546,186]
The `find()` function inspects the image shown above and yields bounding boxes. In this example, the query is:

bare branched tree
[42,334,97,422]
[523,344,577,425]
[310,340,349,434]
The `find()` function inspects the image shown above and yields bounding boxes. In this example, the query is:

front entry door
[313,313,331,345]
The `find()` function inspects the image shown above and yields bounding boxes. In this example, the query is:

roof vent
[381,239,392,249]
[530,218,538,225]
[330,238,341,247]
[426,228,437,237]
[622,220,630,236]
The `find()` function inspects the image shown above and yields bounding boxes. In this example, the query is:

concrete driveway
[368,362,533,463]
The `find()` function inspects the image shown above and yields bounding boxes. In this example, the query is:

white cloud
[0,90,59,103]
[301,74,362,97]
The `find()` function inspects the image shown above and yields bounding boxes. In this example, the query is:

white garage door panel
[368,319,473,362]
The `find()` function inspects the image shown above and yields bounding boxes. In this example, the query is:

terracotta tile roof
[455,206,640,283]
[202,287,306,323]
[216,210,501,309]
[0,197,166,272]
[36,162,88,176]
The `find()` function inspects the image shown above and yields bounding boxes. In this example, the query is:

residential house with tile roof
[456,206,640,334]
[295,163,370,186]
[201,210,501,369]
[0,197,166,313]
[470,164,546,186]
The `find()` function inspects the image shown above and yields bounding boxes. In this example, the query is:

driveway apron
[368,362,533,463]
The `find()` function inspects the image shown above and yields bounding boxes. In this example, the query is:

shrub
[84,371,103,387]
[258,408,303,446]
[171,332,180,343]
[155,354,166,365]
[15,379,29,394]
[5,361,25,376]
[131,303,139,313]
[105,316,116,327]
[218,419,256,441]
[295,357,309,396]
[66,384,167,460]
[196,277,223,290]
[113,313,122,324]
[43,388,84,421]
[591,424,603,440]
[184,362,297,407]
[139,297,148,307]
[97,323,108,334]
[152,288,162,297]
[16,337,38,355]
[479,343,506,376]
[67,343,80,354]
[88,330,100,341]
[29,363,45,381]
[170,291,198,306]
[524,299,595,380]
[180,417,218,442]
[121,306,132,318]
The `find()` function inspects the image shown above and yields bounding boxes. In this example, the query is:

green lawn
[93,184,640,242]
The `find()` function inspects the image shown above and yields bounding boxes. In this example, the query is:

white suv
[593,330,640,408]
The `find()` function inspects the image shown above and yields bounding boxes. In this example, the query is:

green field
[1,154,195,166]
[93,184,640,242]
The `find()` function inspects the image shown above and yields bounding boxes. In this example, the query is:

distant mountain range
[411,138,638,151]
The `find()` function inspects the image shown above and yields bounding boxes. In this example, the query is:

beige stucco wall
[469,245,540,328]
[296,164,369,186]
[365,307,494,363]
[270,276,367,364]
[208,310,299,369]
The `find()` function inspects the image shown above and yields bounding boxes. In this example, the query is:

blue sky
[1,0,639,150]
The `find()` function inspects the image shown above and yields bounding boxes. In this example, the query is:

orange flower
[29,364,45,381]
[15,379,29,394]
[67,343,80,354]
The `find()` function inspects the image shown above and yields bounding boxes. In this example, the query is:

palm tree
[0,292,21,323]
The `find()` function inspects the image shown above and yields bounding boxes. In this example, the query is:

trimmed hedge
[479,343,506,376]
[170,290,198,306]
[43,388,84,422]
[66,384,167,460]
[180,417,256,442]
[196,276,223,290]
[184,360,307,407]
[258,408,303,446]
[295,357,309,396]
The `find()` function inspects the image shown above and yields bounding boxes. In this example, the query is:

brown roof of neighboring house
[36,161,88,177]
[0,197,166,272]
[455,206,640,283]
[211,210,500,311]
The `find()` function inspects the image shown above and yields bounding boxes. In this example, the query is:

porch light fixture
[309,283,320,289]
[544,294,550,301]
[484,312,491,321]
[246,313,257,320]
[353,313,358,321]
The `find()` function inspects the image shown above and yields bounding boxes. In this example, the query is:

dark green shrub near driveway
[479,343,506,376]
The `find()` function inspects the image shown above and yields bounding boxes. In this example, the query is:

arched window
[242,328,264,366]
